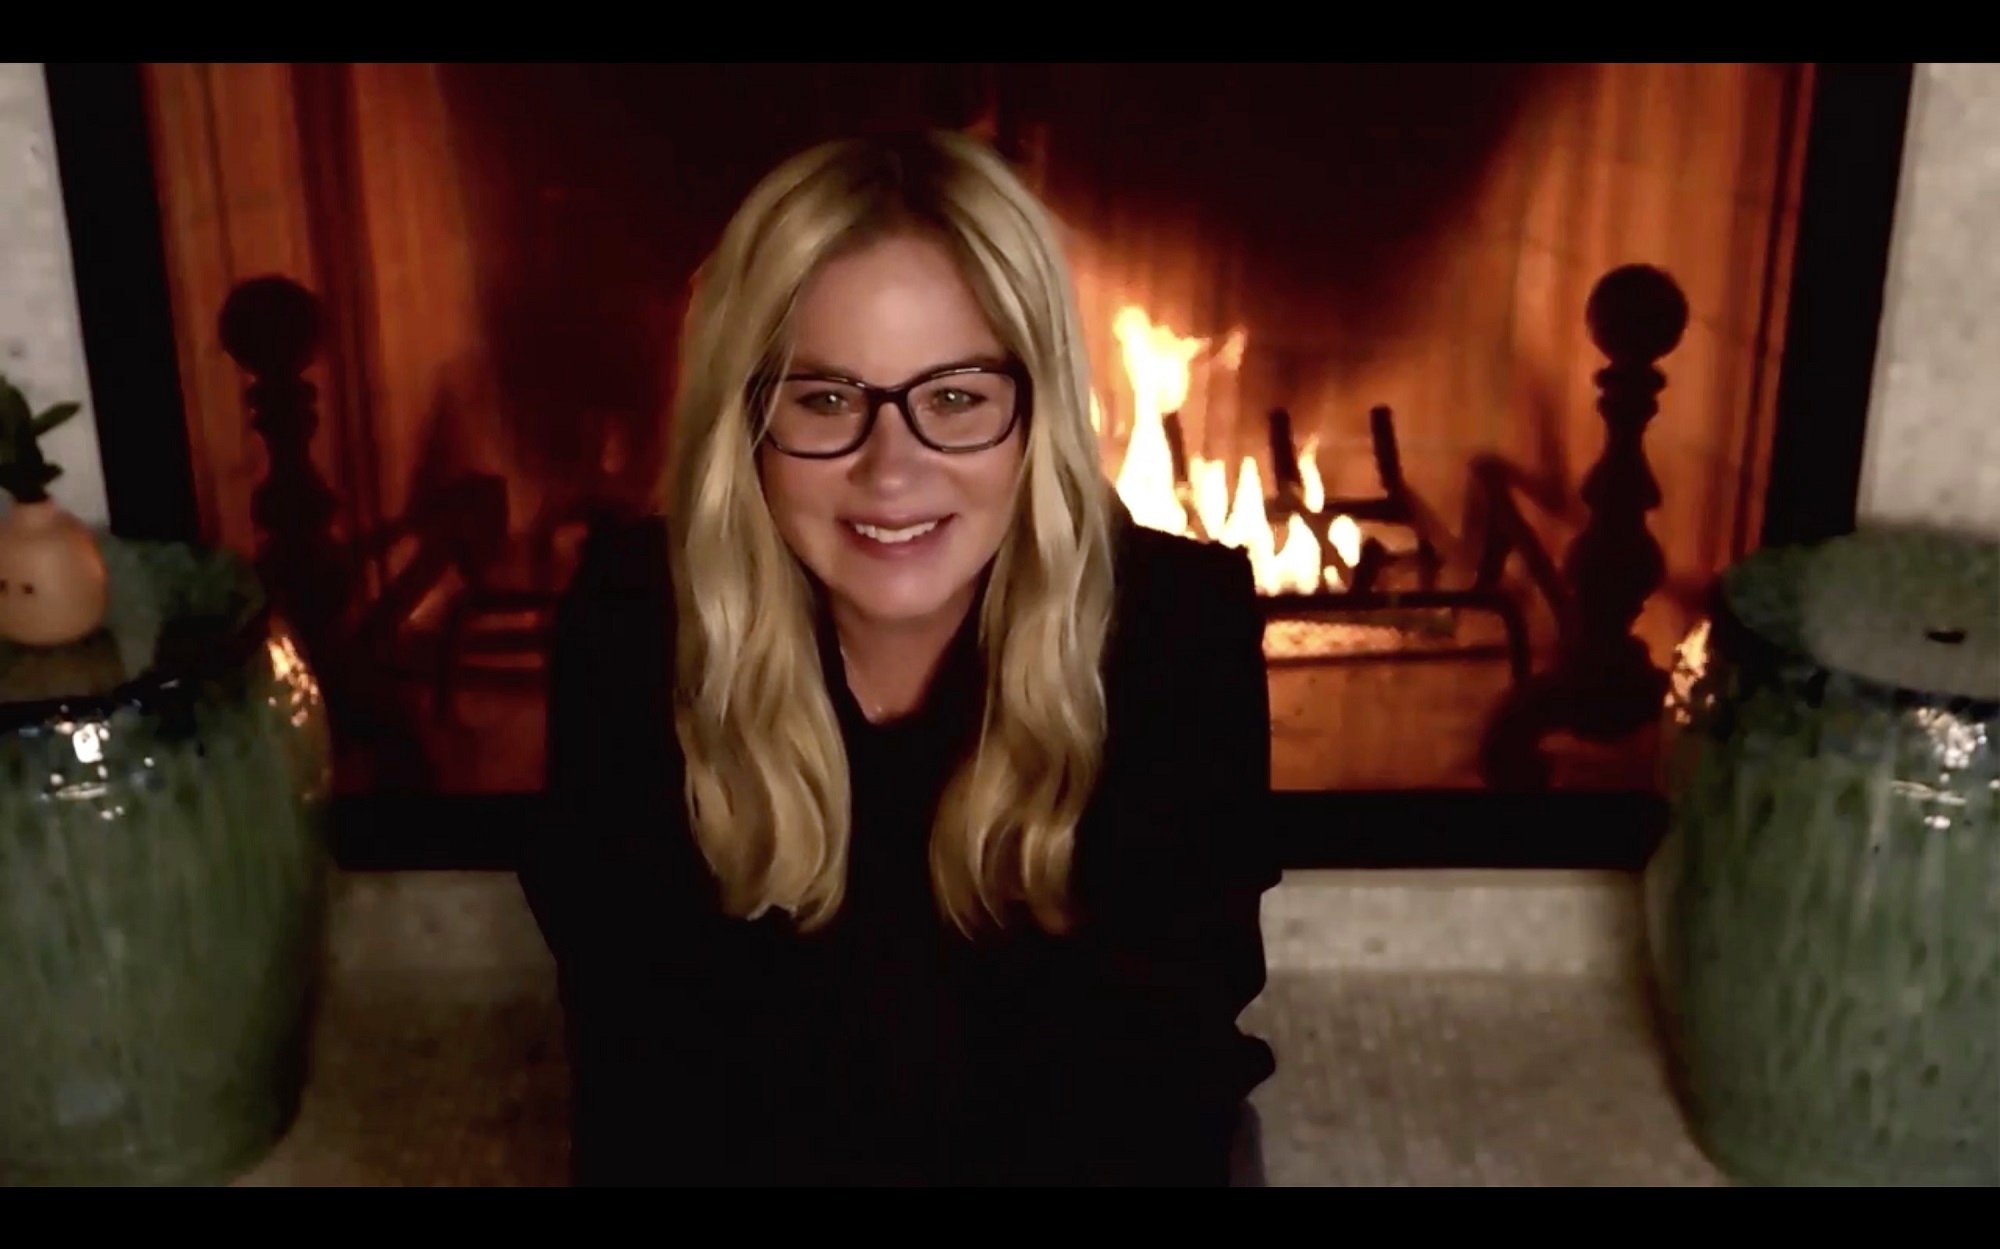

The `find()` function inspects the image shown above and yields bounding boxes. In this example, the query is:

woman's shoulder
[1108,511,1261,669]
[550,512,677,734]
[556,513,678,661]
[566,512,673,601]
[1095,510,1270,841]
[1114,516,1255,595]
[1084,508,1279,935]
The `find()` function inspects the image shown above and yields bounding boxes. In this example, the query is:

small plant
[0,374,81,504]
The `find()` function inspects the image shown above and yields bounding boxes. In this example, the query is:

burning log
[1162,410,1192,488]
[1318,405,1410,522]
[1311,524,1386,593]
[1349,538,1388,594]
[1368,404,1405,499]
[1266,408,1306,513]
[1160,410,1210,540]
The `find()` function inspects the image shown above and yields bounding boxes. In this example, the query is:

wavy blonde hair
[664,131,1115,936]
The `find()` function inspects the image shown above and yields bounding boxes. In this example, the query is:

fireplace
[45,63,1912,867]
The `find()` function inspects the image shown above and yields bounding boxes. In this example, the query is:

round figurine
[0,377,108,647]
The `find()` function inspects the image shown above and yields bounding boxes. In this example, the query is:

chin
[831,578,971,630]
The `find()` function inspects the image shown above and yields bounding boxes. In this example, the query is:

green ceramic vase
[0,540,331,1185]
[1648,526,1999,1186]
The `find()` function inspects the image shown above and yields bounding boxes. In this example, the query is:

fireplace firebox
[44,62,1913,869]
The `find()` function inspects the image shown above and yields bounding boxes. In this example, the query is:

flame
[1299,436,1325,513]
[1270,514,1322,595]
[1329,514,1362,567]
[1112,306,1203,535]
[1201,457,1331,595]
[1217,456,1270,555]
[1114,407,1188,534]
[1325,514,1364,590]
[1114,305,1206,416]
[1214,327,1248,372]
[1109,303,1359,600]
[1189,455,1231,542]
[1089,391,1104,435]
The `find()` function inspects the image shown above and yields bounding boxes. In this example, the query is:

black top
[518,511,1280,1186]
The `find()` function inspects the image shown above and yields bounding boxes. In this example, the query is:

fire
[1216,454,1269,554]
[1113,306,1204,416]
[1110,304,1359,597]
[1110,307,1199,535]
[1329,514,1363,566]
[1214,327,1247,372]
[1189,456,1231,545]
[1325,514,1364,591]
[1272,514,1321,594]
[1299,436,1325,513]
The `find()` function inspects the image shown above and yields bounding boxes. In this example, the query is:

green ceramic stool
[1649,526,1998,1186]
[0,539,330,1185]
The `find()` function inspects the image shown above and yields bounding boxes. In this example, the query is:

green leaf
[0,378,30,432]
[32,402,80,435]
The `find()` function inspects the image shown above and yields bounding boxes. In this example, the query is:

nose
[848,395,925,489]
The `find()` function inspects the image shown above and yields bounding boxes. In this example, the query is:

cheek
[951,444,1025,530]
[758,450,834,531]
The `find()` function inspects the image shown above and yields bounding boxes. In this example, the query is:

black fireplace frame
[41,62,1915,873]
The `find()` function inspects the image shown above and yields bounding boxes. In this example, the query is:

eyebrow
[787,353,1011,383]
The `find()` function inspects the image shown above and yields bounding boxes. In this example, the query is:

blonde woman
[521,130,1278,1186]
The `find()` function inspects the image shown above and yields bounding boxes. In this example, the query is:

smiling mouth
[845,517,947,544]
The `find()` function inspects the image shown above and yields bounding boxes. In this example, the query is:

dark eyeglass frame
[757,359,1031,459]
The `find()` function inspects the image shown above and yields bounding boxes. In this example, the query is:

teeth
[850,519,941,544]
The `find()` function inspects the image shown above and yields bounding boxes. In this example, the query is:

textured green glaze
[1649,529,1999,1186]
[0,541,330,1186]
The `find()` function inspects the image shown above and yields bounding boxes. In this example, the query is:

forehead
[788,231,1004,385]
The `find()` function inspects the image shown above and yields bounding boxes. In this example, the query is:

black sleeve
[1067,538,1281,1186]
[516,518,739,1186]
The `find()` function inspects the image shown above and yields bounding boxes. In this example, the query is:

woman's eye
[801,390,854,413]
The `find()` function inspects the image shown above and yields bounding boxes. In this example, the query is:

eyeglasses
[759,361,1028,459]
